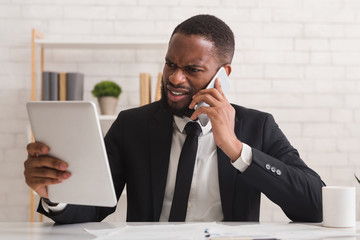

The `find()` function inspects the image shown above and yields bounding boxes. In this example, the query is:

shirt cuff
[41,198,67,213]
[231,143,253,172]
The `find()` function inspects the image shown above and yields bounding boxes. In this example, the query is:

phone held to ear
[194,67,231,126]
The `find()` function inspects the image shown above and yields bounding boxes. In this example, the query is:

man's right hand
[24,142,71,199]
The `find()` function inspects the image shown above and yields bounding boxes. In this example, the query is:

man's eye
[166,62,176,68]
[187,67,200,73]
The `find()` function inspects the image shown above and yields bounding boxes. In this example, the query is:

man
[24,14,324,223]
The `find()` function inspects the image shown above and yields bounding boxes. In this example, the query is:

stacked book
[41,72,84,101]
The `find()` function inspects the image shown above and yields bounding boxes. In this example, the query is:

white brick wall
[1,0,360,223]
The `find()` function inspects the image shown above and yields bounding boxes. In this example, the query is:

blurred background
[0,0,359,222]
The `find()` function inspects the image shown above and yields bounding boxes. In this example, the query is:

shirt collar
[173,115,212,136]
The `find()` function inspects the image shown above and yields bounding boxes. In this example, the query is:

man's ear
[223,64,232,76]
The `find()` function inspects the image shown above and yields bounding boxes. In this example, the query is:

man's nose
[169,68,186,86]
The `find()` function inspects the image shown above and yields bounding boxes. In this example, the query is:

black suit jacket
[38,101,324,223]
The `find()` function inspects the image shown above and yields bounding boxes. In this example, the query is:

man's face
[161,33,220,117]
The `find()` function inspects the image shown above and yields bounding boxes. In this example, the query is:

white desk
[0,222,359,240]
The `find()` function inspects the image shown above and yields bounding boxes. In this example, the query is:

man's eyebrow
[187,63,203,67]
[165,58,204,68]
[165,58,175,63]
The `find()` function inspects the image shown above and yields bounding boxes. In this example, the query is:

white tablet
[27,101,117,207]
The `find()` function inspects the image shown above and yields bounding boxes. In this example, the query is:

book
[66,72,84,101]
[49,72,59,101]
[59,72,67,101]
[155,72,162,101]
[41,72,51,101]
[140,73,151,106]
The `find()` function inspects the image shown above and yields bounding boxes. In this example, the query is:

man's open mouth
[170,90,186,96]
[167,85,189,96]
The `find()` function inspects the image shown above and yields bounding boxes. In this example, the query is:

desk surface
[0,222,359,240]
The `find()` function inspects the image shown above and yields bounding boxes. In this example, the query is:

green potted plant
[92,80,122,115]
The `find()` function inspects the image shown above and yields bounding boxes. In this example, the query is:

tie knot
[184,122,202,137]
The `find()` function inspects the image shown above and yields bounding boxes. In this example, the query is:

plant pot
[98,96,118,115]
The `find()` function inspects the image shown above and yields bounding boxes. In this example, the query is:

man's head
[171,14,235,65]
[161,14,235,117]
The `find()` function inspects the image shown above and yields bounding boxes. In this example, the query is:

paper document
[86,223,214,240]
[85,222,359,240]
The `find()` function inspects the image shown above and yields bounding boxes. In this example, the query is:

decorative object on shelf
[41,71,84,101]
[66,72,84,101]
[42,71,58,101]
[355,174,360,184]
[92,80,122,115]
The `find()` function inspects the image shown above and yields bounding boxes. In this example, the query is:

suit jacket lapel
[149,107,173,221]
[217,115,243,221]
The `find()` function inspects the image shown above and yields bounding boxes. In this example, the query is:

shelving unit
[29,29,167,222]
[31,29,167,102]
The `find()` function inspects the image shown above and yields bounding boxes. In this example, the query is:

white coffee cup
[322,186,356,228]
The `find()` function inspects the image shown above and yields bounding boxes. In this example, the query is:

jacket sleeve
[37,203,117,224]
[240,113,325,222]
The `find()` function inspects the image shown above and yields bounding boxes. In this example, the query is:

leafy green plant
[92,80,122,98]
[355,174,360,184]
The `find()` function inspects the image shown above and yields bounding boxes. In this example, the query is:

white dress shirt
[44,116,253,219]
[159,116,252,222]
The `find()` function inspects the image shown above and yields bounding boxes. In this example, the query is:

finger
[27,142,50,156]
[195,86,223,98]
[31,167,71,180]
[29,177,65,187]
[189,93,218,110]
[25,155,68,171]
[190,105,215,121]
[214,78,224,96]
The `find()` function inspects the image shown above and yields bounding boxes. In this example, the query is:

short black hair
[171,14,235,65]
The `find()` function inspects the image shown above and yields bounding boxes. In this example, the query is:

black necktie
[169,121,202,222]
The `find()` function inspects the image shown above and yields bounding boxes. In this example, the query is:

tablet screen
[27,101,117,207]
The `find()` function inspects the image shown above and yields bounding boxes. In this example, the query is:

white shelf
[35,38,168,49]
